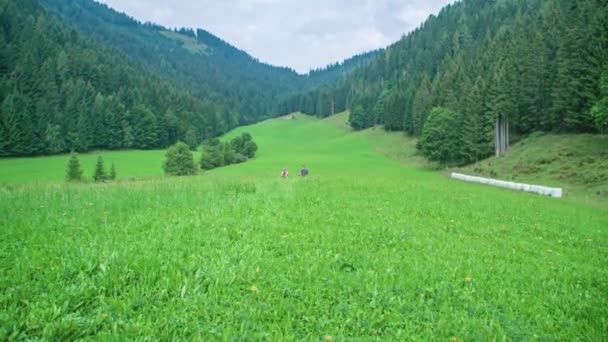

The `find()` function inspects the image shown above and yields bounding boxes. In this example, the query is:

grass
[1,113,607,340]
[0,149,167,184]
[457,132,608,205]
[160,30,209,55]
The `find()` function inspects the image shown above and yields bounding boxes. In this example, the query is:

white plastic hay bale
[450,173,562,198]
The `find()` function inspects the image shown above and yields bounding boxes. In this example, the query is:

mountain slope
[291,0,608,165]
[39,0,302,124]
[0,0,239,156]
[0,0,378,157]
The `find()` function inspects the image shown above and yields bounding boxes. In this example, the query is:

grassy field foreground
[1,114,607,340]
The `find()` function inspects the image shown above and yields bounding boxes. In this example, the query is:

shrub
[234,153,247,163]
[200,146,225,170]
[419,107,460,164]
[244,141,258,158]
[66,153,83,182]
[163,141,197,176]
[223,142,235,164]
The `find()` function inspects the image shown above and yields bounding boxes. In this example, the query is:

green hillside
[1,114,607,340]
[456,133,608,204]
[287,0,608,166]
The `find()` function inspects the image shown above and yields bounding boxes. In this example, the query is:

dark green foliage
[163,142,196,176]
[93,156,107,182]
[419,107,461,164]
[233,153,247,164]
[222,143,235,165]
[591,69,608,133]
[109,163,117,180]
[243,141,258,159]
[200,146,224,170]
[66,153,83,181]
[200,133,257,170]
[349,105,368,130]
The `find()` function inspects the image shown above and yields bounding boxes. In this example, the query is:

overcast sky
[96,0,456,74]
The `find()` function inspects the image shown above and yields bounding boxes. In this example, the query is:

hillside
[289,0,608,166]
[0,0,237,156]
[0,0,379,157]
[39,0,377,123]
[456,133,608,204]
[39,0,301,124]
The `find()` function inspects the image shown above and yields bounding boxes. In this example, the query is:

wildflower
[451,337,458,342]
[324,335,332,341]
[100,313,109,319]
[546,249,553,253]
[250,285,258,293]
[465,277,472,282]
[35,266,42,270]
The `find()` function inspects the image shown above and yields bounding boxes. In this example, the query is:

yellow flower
[324,335,332,341]
[250,285,258,293]
[465,277,472,282]
[546,249,553,253]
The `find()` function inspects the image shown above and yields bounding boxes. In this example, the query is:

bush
[199,133,258,170]
[223,142,235,164]
[163,141,197,176]
[419,107,460,164]
[233,153,247,163]
[243,141,258,158]
[200,146,225,170]
[66,153,83,182]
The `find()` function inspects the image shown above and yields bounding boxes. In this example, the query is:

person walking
[300,165,309,177]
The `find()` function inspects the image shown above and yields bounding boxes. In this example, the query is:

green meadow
[1,113,607,340]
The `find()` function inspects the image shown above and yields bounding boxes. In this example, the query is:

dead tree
[495,115,509,156]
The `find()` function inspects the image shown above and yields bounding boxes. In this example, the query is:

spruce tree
[66,153,83,182]
[93,156,107,182]
[109,163,117,180]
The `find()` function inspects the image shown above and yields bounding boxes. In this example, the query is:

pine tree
[109,163,117,180]
[93,156,107,182]
[66,153,83,181]
[412,74,433,135]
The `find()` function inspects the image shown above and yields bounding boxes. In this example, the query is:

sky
[96,0,456,74]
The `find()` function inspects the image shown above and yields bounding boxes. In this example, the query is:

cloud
[96,0,455,73]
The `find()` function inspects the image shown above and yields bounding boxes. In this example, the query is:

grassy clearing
[457,133,608,204]
[1,114,607,340]
[160,30,209,55]
[0,149,167,184]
